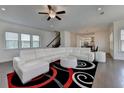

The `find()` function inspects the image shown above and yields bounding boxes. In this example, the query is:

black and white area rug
[7,60,98,88]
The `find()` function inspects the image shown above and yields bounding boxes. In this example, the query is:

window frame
[5,32,19,49]
[21,33,31,49]
[32,35,40,48]
[120,29,124,52]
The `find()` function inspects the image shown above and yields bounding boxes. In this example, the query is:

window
[121,30,124,51]
[32,35,40,48]
[5,32,18,49]
[5,32,40,49]
[21,34,31,48]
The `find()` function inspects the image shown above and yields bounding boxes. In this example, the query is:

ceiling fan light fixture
[97,7,102,11]
[49,10,56,18]
[38,5,65,21]
[1,8,6,11]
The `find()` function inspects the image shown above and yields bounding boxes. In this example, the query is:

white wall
[60,31,71,47]
[0,20,56,63]
[113,20,124,60]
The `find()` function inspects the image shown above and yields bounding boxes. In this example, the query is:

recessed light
[1,8,6,11]
[97,7,102,11]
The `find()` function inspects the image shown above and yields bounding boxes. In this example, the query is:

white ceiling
[0,5,124,32]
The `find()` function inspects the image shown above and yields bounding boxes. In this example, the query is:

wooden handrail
[46,34,60,47]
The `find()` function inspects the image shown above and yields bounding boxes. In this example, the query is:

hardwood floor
[0,56,124,88]
[0,61,14,88]
[93,56,124,88]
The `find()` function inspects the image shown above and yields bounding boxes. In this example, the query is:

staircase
[46,32,60,48]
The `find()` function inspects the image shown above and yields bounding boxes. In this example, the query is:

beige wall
[70,27,111,53]
[70,32,77,47]
[94,29,110,53]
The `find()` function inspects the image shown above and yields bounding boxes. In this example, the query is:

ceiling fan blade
[56,16,61,20]
[38,12,48,14]
[47,17,51,21]
[56,11,66,14]
[48,5,52,10]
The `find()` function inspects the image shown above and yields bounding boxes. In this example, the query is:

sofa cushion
[75,53,89,61]
[35,49,47,58]
[44,48,66,56]
[20,49,36,62]
[72,48,80,55]
[20,59,49,72]
[65,47,73,53]
[80,48,90,53]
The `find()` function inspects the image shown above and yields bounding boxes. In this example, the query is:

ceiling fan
[38,5,66,21]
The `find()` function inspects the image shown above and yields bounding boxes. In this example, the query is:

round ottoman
[60,56,77,68]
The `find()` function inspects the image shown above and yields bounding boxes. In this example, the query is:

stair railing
[46,33,60,47]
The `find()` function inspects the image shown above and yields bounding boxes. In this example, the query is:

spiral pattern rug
[7,60,98,88]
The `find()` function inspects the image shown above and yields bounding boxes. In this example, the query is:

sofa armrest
[88,52,95,62]
[13,57,24,66]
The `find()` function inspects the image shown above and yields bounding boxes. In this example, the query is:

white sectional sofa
[13,47,94,84]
